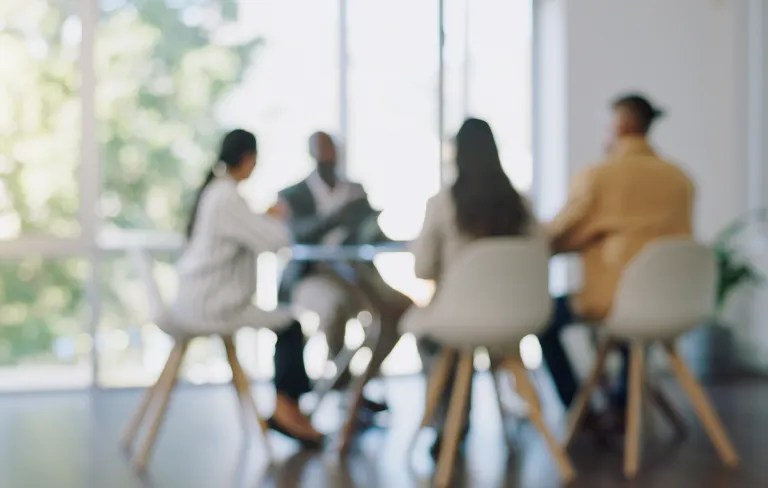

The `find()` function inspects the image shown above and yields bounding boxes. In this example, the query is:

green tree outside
[0,0,259,367]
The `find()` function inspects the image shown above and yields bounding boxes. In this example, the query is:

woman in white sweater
[172,129,322,447]
[408,118,540,457]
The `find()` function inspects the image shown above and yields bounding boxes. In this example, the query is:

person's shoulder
[656,157,695,191]
[206,176,237,199]
[279,178,310,199]
[427,188,453,208]
[571,161,606,186]
[199,177,242,214]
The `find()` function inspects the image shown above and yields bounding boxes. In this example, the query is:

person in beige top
[542,94,695,411]
[408,118,540,457]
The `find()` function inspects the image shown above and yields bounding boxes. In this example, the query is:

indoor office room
[1,0,767,487]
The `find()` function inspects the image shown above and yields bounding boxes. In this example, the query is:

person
[406,118,540,456]
[171,129,323,447]
[542,93,695,413]
[278,131,411,415]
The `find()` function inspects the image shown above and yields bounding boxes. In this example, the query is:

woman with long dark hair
[171,129,322,446]
[408,118,539,456]
[412,118,534,280]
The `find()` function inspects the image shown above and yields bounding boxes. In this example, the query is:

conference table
[285,241,410,454]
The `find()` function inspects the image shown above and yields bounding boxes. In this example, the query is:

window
[346,0,441,241]
[444,0,533,192]
[0,0,533,390]
[0,0,81,239]
[0,258,88,390]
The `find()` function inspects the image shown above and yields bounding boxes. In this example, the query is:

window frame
[0,0,535,390]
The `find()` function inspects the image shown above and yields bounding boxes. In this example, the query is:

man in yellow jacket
[543,94,695,410]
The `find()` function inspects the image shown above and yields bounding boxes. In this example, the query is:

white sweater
[171,176,293,334]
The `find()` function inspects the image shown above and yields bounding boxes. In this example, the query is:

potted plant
[714,208,766,313]
[682,209,766,380]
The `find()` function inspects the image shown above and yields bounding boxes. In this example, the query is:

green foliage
[0,0,258,364]
[713,208,767,313]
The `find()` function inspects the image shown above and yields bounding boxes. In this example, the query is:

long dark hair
[186,129,257,238]
[451,118,529,238]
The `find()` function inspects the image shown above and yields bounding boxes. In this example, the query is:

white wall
[535,0,768,365]
[562,0,750,239]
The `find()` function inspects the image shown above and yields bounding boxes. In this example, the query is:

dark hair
[186,129,257,238]
[451,118,529,238]
[612,93,665,134]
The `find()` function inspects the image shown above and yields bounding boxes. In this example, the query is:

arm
[411,197,443,280]
[547,167,599,253]
[221,192,292,252]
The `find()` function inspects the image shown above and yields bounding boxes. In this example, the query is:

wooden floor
[0,372,765,488]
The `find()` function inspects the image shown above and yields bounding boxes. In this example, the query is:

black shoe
[267,417,324,449]
[361,397,389,414]
[430,425,470,460]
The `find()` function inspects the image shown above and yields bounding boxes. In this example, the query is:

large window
[0,0,532,389]
[0,0,81,239]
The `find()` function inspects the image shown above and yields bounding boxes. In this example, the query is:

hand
[267,201,289,220]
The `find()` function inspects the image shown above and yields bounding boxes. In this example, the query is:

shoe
[581,410,621,448]
[430,425,470,460]
[361,397,389,414]
[267,417,324,449]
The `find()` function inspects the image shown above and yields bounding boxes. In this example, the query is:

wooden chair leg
[308,346,357,416]
[121,344,181,450]
[223,336,269,438]
[338,371,368,456]
[663,341,739,467]
[434,352,474,488]
[506,357,576,484]
[421,349,457,428]
[647,381,687,437]
[408,349,457,456]
[133,340,188,472]
[565,337,613,447]
[624,341,645,479]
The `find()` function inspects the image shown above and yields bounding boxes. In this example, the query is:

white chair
[120,249,270,472]
[565,239,740,479]
[403,238,575,487]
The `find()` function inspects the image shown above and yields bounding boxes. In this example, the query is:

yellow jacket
[548,136,695,320]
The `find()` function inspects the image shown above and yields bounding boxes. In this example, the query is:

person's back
[559,137,694,320]
[543,93,696,410]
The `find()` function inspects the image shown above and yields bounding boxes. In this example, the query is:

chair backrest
[607,238,716,338]
[128,248,168,327]
[428,237,552,342]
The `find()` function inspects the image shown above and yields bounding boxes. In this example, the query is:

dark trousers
[274,321,311,401]
[538,296,629,409]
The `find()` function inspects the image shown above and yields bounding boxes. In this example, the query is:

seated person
[278,131,411,414]
[406,118,541,456]
[172,129,322,447]
[542,94,695,413]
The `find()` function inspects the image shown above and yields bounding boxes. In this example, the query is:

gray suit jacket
[277,178,384,302]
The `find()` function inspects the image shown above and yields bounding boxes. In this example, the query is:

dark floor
[0,372,766,488]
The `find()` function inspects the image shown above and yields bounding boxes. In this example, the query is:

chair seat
[602,318,703,341]
[157,304,295,337]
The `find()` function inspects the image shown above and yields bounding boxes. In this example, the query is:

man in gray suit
[278,132,411,414]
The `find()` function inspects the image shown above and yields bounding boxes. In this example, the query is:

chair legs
[132,339,188,472]
[624,341,645,479]
[663,341,739,467]
[121,342,183,451]
[421,349,458,429]
[506,357,576,484]
[223,337,270,442]
[408,349,457,456]
[434,352,474,488]
[123,334,276,472]
[565,337,613,447]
